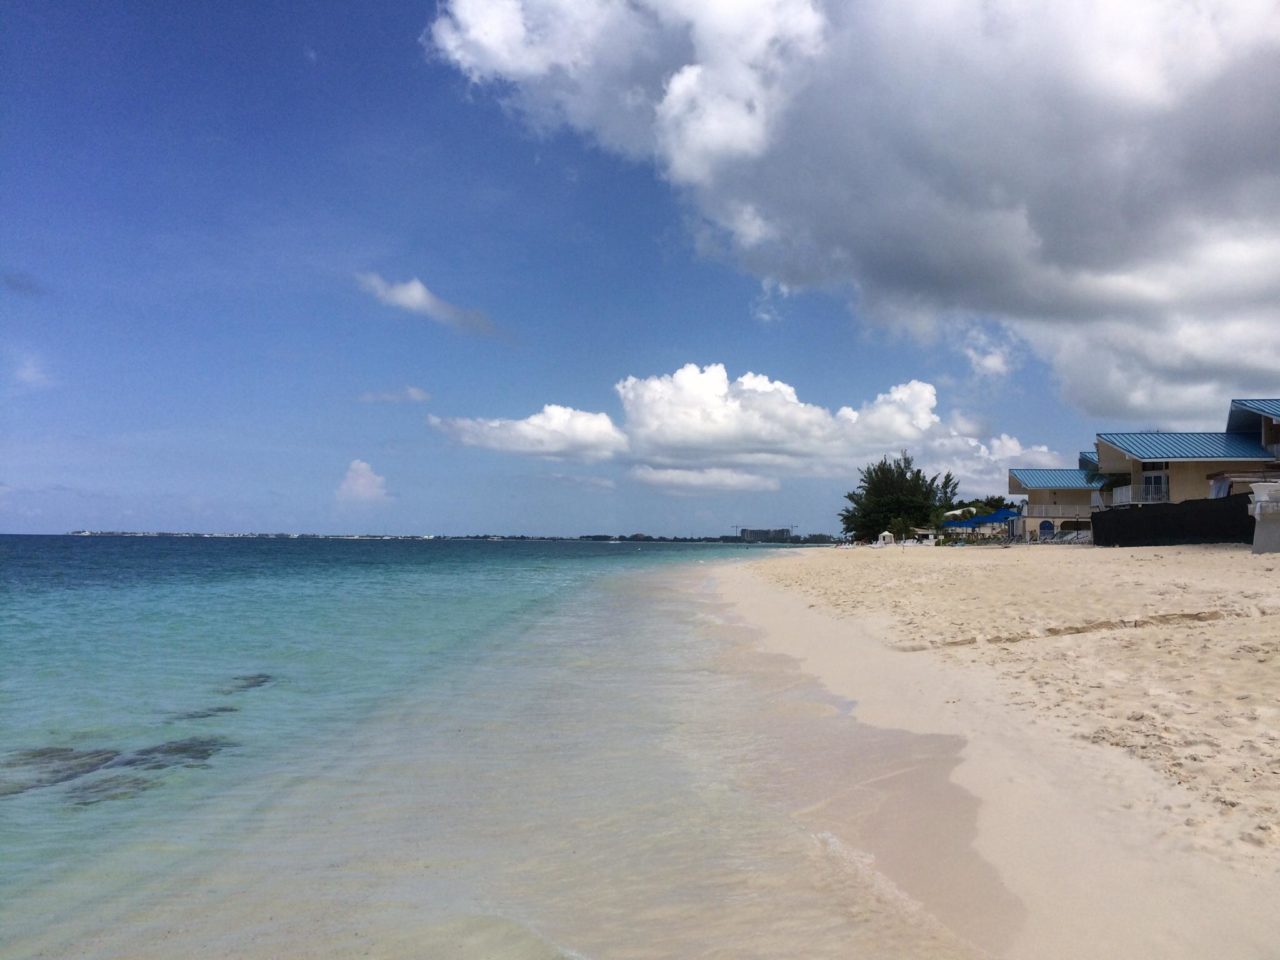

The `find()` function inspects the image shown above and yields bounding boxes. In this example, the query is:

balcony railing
[1111,484,1170,506]
[1023,504,1091,518]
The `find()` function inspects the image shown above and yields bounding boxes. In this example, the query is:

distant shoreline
[24,531,838,545]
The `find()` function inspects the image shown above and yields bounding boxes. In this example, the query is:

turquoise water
[0,537,730,894]
[0,535,985,959]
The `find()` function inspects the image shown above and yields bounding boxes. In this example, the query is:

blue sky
[4,2,1277,536]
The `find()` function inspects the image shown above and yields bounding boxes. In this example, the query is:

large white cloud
[428,405,630,461]
[431,0,826,186]
[616,363,940,468]
[431,363,1057,494]
[428,0,1280,424]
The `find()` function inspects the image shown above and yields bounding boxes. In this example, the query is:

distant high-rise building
[739,528,792,543]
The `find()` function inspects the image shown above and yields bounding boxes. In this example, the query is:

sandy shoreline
[715,544,1280,958]
[2,561,1009,960]
[5,546,1275,960]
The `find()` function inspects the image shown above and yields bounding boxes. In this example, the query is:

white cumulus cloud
[430,0,826,186]
[336,459,390,503]
[616,364,944,470]
[429,0,1280,424]
[429,404,630,461]
[431,362,1060,495]
[357,272,492,334]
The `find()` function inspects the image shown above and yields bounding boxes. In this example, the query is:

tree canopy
[839,451,958,540]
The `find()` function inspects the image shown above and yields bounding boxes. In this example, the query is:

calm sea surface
[0,536,987,959]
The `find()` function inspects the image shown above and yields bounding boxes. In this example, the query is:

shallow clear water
[1,536,989,959]
[0,538,728,892]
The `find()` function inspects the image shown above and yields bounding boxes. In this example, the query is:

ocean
[0,536,985,959]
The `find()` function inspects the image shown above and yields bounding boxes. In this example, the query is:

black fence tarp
[1092,493,1255,547]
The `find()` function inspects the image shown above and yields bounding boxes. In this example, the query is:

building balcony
[1023,504,1092,518]
[1110,484,1170,506]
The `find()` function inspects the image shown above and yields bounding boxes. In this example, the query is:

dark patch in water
[170,704,239,721]
[220,673,274,695]
[108,736,235,771]
[0,747,121,797]
[0,738,236,801]
[66,773,156,806]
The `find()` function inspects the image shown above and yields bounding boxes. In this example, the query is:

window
[1141,461,1168,471]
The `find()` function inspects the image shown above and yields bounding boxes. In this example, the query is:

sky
[3,1,1278,537]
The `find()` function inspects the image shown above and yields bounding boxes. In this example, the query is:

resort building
[739,527,793,544]
[1008,398,1280,543]
[1093,398,1279,505]
[1093,432,1273,505]
[1008,454,1105,541]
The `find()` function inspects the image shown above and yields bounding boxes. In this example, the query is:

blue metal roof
[1009,468,1105,490]
[1096,432,1271,461]
[1078,449,1098,467]
[1226,399,1280,434]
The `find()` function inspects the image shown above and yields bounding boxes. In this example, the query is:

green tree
[889,515,915,544]
[840,451,958,540]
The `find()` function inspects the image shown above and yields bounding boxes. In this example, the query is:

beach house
[1093,399,1278,506]
[1008,399,1280,545]
[1008,452,1106,541]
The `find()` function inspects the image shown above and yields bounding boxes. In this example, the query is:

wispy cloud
[964,347,1010,378]
[960,329,1016,379]
[7,353,55,392]
[336,459,390,503]
[550,473,617,491]
[15,356,51,388]
[630,466,779,493]
[357,272,493,334]
[358,386,431,404]
[750,278,792,324]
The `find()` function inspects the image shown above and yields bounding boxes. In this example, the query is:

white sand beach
[716,544,1280,958]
